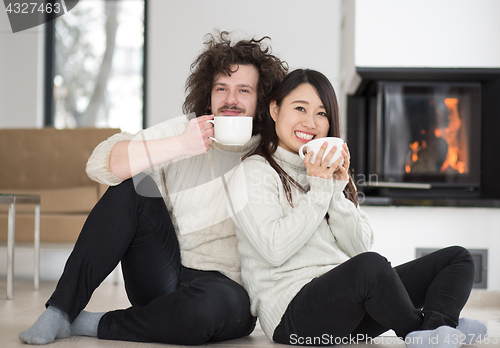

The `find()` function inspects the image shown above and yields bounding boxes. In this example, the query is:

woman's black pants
[273,247,475,345]
[46,176,256,344]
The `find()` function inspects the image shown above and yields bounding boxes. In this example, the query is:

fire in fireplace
[378,81,480,185]
[347,68,500,205]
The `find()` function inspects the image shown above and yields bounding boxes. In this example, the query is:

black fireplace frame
[347,68,500,207]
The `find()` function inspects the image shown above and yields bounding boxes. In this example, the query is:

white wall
[354,0,500,68]
[339,0,358,131]
[340,0,500,95]
[147,0,342,127]
[0,8,44,128]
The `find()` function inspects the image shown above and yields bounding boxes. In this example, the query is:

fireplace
[347,68,500,206]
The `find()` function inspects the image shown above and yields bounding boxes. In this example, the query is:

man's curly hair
[182,31,288,136]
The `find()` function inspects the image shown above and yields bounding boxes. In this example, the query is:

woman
[227,69,486,347]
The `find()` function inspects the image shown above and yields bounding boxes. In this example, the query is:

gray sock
[70,310,105,337]
[456,317,487,344]
[406,326,464,348]
[19,306,71,345]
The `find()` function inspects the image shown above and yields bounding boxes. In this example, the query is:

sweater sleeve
[86,131,135,186]
[86,117,189,186]
[227,159,334,267]
[327,180,374,258]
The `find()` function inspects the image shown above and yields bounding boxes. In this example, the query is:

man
[19,31,288,345]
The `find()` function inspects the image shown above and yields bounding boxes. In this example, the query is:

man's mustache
[217,106,245,113]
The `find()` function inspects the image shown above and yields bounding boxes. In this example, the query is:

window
[45,0,147,133]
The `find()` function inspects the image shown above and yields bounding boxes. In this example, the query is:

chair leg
[34,203,40,291]
[7,202,16,300]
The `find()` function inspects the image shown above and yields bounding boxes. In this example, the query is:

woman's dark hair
[245,69,359,206]
[182,31,288,136]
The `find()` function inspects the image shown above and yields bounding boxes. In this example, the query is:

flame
[405,97,467,175]
[405,141,420,173]
[410,141,419,162]
[434,98,466,173]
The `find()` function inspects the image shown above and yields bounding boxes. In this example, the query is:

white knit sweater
[85,116,260,285]
[227,146,374,340]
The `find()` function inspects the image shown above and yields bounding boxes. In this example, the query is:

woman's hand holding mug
[303,142,340,180]
[332,143,351,181]
[302,138,350,181]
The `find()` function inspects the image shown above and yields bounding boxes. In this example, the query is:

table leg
[7,201,15,300]
[34,204,40,291]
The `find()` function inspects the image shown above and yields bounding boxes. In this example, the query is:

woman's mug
[207,116,252,146]
[299,137,345,167]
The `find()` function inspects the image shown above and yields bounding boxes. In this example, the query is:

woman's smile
[294,131,315,142]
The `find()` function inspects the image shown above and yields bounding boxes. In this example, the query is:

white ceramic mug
[299,137,345,167]
[207,116,252,146]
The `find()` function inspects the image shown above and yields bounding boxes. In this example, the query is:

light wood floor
[1,279,499,347]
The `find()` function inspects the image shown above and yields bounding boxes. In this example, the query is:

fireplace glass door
[376,81,481,187]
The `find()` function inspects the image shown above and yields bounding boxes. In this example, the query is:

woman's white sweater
[227,146,374,340]
[85,116,260,285]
